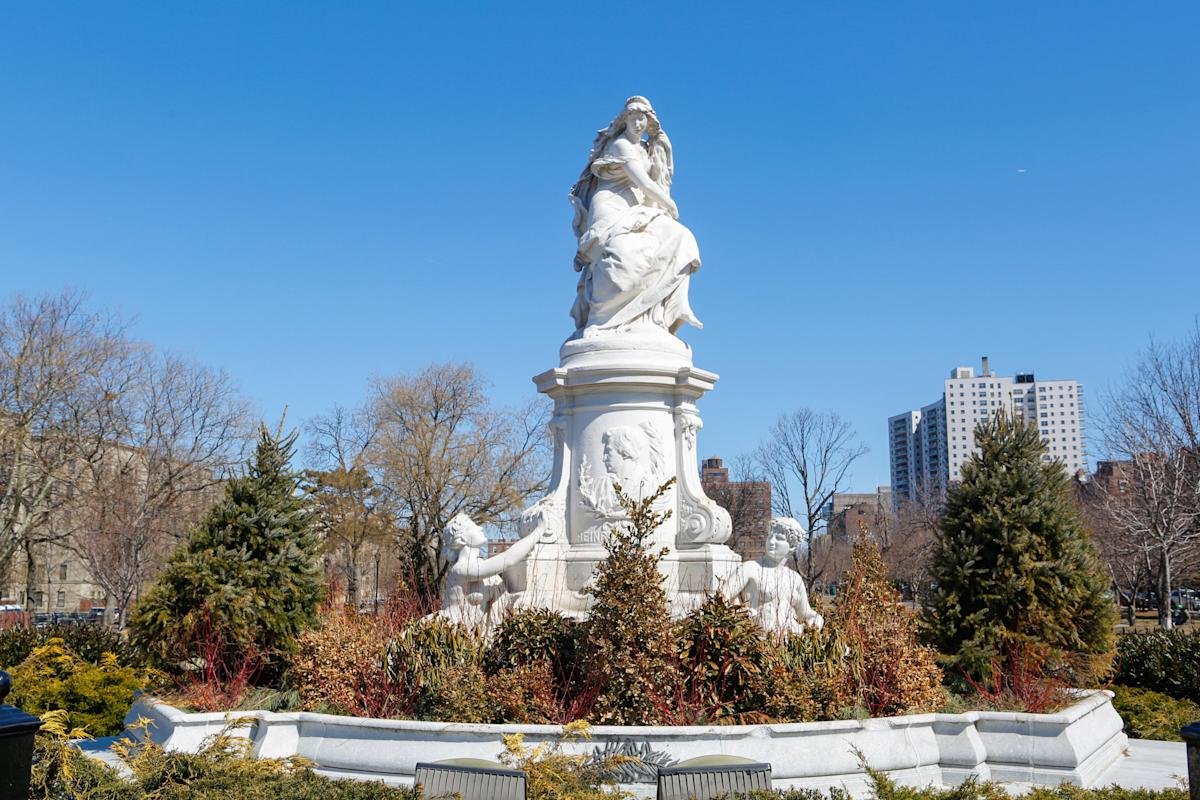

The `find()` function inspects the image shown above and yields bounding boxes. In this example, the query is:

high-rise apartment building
[889,357,1086,507]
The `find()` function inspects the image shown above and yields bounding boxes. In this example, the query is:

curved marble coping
[123,690,1127,793]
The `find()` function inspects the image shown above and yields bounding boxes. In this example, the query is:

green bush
[1114,629,1200,702]
[676,593,772,721]
[11,637,149,736]
[384,616,485,720]
[487,607,583,685]
[0,624,39,669]
[1111,684,1200,741]
[723,774,1189,800]
[49,622,141,666]
[581,479,680,725]
[767,628,854,721]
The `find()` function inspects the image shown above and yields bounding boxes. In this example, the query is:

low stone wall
[124,691,1127,797]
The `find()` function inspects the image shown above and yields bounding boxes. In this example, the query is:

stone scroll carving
[673,410,731,547]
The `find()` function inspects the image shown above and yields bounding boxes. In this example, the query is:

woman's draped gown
[570,143,701,335]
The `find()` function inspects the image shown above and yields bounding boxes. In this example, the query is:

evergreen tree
[130,426,323,680]
[920,413,1115,685]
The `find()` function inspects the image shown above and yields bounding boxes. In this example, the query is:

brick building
[823,488,894,541]
[700,456,772,559]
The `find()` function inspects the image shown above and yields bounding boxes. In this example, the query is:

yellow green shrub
[11,638,152,736]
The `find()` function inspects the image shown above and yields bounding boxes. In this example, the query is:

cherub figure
[435,513,540,630]
[733,518,824,635]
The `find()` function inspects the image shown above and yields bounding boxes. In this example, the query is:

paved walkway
[1091,740,1189,791]
[76,735,134,779]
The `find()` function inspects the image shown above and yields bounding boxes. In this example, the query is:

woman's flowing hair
[569,96,673,239]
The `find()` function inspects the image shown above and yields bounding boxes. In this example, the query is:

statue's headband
[623,95,654,115]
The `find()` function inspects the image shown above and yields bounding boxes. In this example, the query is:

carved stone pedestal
[505,328,738,619]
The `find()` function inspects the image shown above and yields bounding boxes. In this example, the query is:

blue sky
[1,3,1197,490]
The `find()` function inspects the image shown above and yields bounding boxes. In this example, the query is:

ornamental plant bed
[122,689,1127,796]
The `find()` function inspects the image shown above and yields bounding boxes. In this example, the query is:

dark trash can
[1182,722,1200,800]
[0,670,44,800]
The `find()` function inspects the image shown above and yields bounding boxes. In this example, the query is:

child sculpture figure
[436,513,539,630]
[735,518,824,635]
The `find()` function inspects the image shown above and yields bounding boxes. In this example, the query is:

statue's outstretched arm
[457,531,540,580]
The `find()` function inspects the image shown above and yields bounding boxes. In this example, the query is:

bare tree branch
[1097,323,1200,629]
[751,408,868,587]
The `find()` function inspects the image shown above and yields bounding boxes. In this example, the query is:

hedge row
[1114,629,1200,702]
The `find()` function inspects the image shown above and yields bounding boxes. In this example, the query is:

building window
[59,564,67,581]
[56,591,66,608]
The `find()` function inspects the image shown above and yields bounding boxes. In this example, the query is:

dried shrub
[832,530,944,716]
[487,661,561,724]
[291,609,401,717]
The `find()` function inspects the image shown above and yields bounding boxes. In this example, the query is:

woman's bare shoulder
[604,137,642,158]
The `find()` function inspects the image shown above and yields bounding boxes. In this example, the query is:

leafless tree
[1078,474,1147,627]
[360,363,550,611]
[882,486,943,602]
[70,354,250,626]
[304,405,395,607]
[0,290,139,601]
[751,408,868,587]
[1099,324,1200,629]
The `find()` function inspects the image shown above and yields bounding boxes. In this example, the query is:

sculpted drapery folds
[568,96,701,337]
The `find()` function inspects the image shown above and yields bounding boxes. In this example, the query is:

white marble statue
[442,96,738,627]
[732,518,824,635]
[435,513,538,630]
[568,96,701,337]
